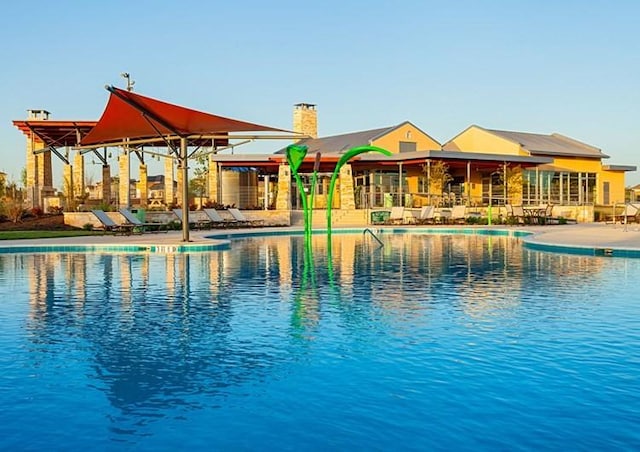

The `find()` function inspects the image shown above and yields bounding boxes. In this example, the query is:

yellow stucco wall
[444,126,526,156]
[601,171,627,204]
[371,123,440,153]
[550,156,601,172]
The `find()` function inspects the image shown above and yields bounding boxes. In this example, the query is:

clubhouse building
[12,101,636,224]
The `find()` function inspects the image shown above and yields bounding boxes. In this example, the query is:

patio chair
[91,209,136,235]
[172,209,213,229]
[416,206,436,225]
[506,204,526,225]
[386,207,406,225]
[539,204,554,225]
[449,205,467,224]
[119,208,168,233]
[203,208,238,228]
[227,208,265,227]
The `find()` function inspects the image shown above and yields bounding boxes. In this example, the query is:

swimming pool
[1,233,639,450]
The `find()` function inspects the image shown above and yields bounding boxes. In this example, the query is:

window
[522,169,597,205]
[399,141,417,153]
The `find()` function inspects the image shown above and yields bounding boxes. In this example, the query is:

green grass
[0,230,102,240]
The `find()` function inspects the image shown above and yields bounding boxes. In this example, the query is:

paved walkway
[1,223,640,253]
[522,222,640,251]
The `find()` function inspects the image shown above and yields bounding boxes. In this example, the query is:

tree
[423,161,452,203]
[498,164,523,204]
[189,153,209,207]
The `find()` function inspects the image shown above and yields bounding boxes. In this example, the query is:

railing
[363,228,384,248]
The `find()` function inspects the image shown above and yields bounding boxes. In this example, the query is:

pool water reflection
[1,234,639,450]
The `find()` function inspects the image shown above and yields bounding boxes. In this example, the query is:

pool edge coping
[2,225,639,258]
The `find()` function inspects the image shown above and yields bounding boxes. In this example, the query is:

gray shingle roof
[276,125,396,155]
[486,128,609,158]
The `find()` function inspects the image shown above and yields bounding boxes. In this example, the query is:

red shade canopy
[81,86,289,146]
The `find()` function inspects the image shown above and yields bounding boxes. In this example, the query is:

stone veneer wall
[339,164,355,209]
[208,157,219,204]
[276,164,291,210]
[73,153,84,201]
[63,164,73,202]
[138,164,148,208]
[164,155,174,206]
[101,165,111,203]
[118,152,130,208]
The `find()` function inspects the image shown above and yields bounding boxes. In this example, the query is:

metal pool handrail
[363,228,384,248]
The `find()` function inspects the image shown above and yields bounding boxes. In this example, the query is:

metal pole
[398,162,403,207]
[503,162,507,205]
[466,161,471,206]
[180,137,190,242]
[427,160,431,205]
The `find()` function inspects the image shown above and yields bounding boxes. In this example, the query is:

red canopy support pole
[181,137,190,242]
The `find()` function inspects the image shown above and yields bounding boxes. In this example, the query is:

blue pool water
[1,233,639,450]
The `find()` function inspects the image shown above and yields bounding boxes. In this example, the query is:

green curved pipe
[326,145,392,235]
[286,144,312,237]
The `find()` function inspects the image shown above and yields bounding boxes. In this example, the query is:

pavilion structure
[14,87,301,241]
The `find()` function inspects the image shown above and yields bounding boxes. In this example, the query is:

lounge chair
[227,208,264,227]
[172,209,212,229]
[611,203,640,223]
[119,208,168,233]
[203,208,238,228]
[416,206,436,225]
[386,207,405,225]
[91,209,136,235]
[449,205,467,224]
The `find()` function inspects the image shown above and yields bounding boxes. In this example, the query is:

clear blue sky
[1,0,638,185]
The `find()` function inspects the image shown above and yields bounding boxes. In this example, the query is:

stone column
[138,164,148,208]
[276,164,291,210]
[176,163,184,208]
[39,147,54,197]
[73,152,84,202]
[339,163,355,209]
[164,155,175,207]
[208,156,219,204]
[118,151,130,209]
[101,165,111,204]
[63,164,73,209]
[26,135,39,208]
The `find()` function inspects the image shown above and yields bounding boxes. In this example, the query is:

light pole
[120,72,135,92]
[119,72,134,209]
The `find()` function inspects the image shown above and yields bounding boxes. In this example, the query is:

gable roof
[277,125,395,154]
[484,127,609,159]
[276,121,440,155]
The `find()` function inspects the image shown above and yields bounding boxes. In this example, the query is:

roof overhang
[358,150,553,167]
[528,149,610,159]
[13,120,97,148]
[603,165,637,172]
[209,149,554,171]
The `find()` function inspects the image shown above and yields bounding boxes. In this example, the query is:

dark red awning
[81,87,289,146]
[13,120,97,147]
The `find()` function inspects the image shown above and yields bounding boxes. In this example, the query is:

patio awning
[14,120,97,147]
[80,86,291,147]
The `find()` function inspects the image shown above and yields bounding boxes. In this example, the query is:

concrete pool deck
[1,223,640,255]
